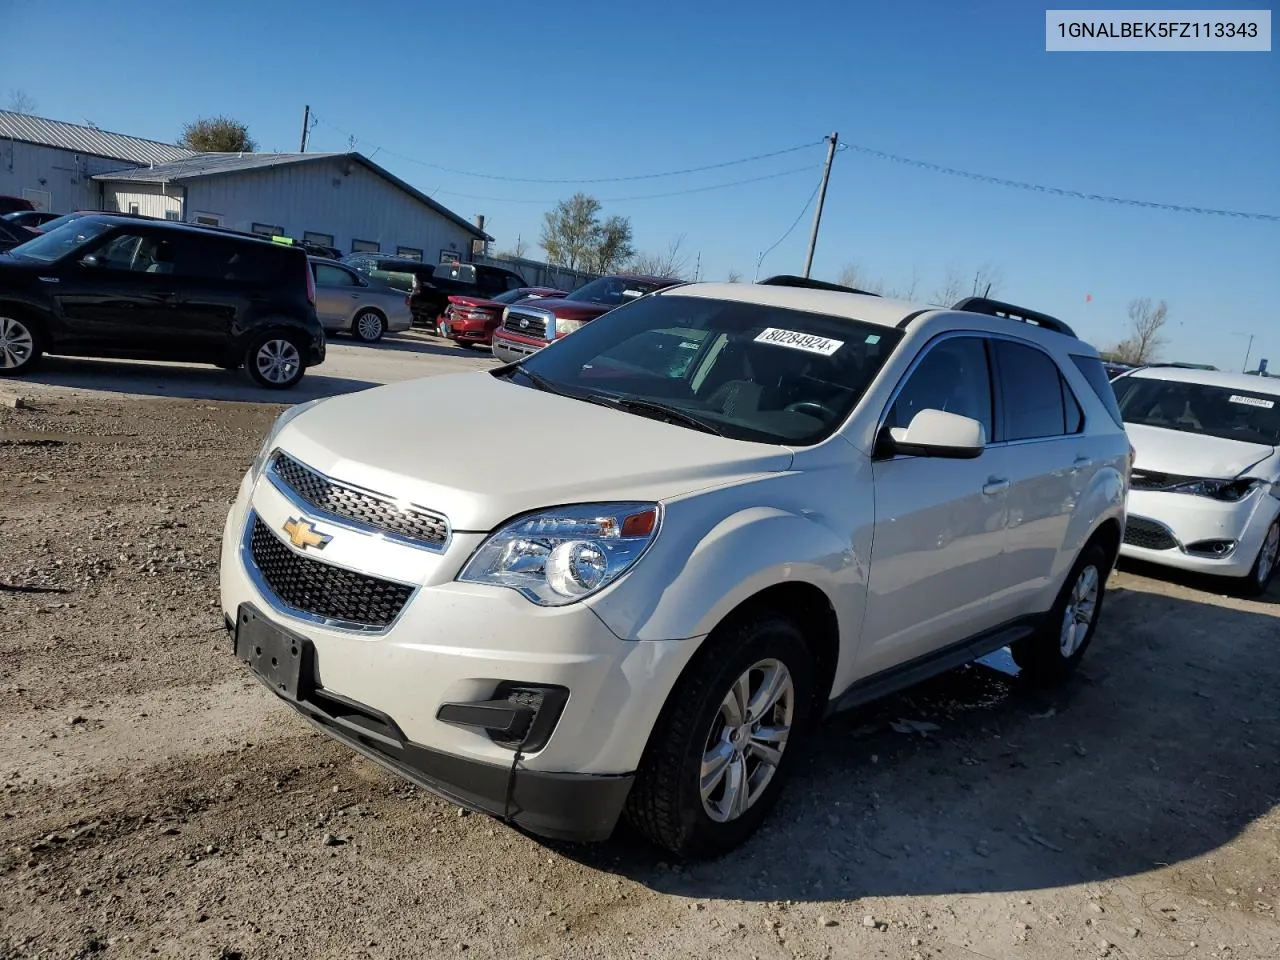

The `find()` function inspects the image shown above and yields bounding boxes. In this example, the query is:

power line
[840,142,1280,221]
[430,164,819,206]
[755,173,824,280]
[312,113,821,184]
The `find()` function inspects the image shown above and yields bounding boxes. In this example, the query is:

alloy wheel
[1059,564,1100,657]
[356,312,383,341]
[256,339,301,385]
[0,316,34,369]
[1257,523,1279,586]
[700,658,794,823]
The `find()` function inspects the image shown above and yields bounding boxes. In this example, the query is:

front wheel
[1239,520,1280,598]
[625,610,816,858]
[244,333,306,389]
[1012,541,1110,684]
[0,313,43,375]
[352,310,386,343]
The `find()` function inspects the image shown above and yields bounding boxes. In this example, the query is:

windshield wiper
[607,397,726,437]
[510,366,576,398]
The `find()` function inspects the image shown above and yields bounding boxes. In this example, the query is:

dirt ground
[1,388,1278,960]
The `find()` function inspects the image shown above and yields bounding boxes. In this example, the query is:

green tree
[179,116,257,153]
[541,193,634,273]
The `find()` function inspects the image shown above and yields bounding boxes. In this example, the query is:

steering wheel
[783,400,834,420]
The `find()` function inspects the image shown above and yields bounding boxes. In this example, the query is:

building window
[440,249,461,264]
[127,202,140,215]
[304,231,335,247]
[351,239,379,253]
[396,246,423,261]
[164,210,180,221]
[193,212,223,227]
[252,223,284,238]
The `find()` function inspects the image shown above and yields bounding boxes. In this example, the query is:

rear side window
[1071,354,1125,427]
[994,340,1072,441]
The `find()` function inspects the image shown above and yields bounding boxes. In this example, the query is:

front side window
[994,340,1070,441]
[1113,376,1280,446]
[91,232,172,272]
[885,336,994,441]
[6,218,113,262]
[511,294,903,445]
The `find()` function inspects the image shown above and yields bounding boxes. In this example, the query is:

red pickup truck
[490,273,681,363]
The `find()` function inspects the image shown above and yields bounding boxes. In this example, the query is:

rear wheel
[244,332,305,389]
[0,313,42,375]
[1011,541,1109,684]
[352,310,386,343]
[625,610,815,858]
[1240,520,1280,597]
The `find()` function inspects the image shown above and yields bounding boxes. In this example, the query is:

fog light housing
[436,683,569,752]
[1185,538,1237,558]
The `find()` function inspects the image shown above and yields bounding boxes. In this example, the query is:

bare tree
[1110,298,1169,365]
[836,262,885,295]
[628,234,691,279]
[6,89,37,114]
[179,115,256,152]
[969,261,1004,299]
[497,234,529,260]
[883,265,921,301]
[541,194,634,273]
[929,264,966,306]
[726,269,743,283]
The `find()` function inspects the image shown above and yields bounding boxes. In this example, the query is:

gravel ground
[1,362,1278,960]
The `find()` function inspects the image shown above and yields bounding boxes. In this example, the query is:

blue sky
[2,0,1276,369]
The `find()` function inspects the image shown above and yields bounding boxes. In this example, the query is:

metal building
[94,152,490,261]
[0,110,193,212]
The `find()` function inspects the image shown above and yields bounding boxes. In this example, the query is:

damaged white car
[1114,365,1280,594]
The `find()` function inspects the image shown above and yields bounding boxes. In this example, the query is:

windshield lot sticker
[1229,394,1275,409]
[754,328,845,356]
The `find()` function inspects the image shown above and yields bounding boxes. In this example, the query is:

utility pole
[1242,333,1255,373]
[299,105,311,153]
[802,131,838,279]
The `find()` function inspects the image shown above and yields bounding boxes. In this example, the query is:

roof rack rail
[951,296,1077,338]
[758,274,882,297]
[1145,361,1218,371]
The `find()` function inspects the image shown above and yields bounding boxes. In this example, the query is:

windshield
[6,218,114,262]
[1114,376,1280,447]
[510,294,903,445]
[565,276,663,307]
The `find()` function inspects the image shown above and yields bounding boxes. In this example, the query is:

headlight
[458,502,660,606]
[555,317,584,337]
[1167,477,1263,501]
[249,398,326,481]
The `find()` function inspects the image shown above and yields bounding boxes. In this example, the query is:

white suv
[219,277,1130,857]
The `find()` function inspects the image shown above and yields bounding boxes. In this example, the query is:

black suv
[0,216,325,389]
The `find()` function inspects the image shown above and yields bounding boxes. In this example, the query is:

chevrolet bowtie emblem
[282,517,331,551]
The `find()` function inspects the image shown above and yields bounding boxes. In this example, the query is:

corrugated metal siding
[476,254,597,291]
[0,141,134,211]
[103,183,183,219]
[182,158,477,258]
[0,111,193,166]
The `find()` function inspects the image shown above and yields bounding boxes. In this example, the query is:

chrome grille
[1123,516,1178,551]
[503,307,549,339]
[248,517,413,628]
[269,452,448,547]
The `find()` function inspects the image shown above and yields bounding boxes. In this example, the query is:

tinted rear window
[1071,354,1124,427]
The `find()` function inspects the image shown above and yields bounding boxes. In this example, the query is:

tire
[1239,519,1280,598]
[625,610,816,858]
[1011,541,1110,684]
[243,332,306,390]
[351,310,386,343]
[0,311,44,376]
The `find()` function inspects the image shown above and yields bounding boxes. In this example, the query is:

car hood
[1126,422,1276,479]
[514,297,614,320]
[276,372,794,531]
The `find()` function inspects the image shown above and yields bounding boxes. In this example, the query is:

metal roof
[93,151,491,240]
[0,111,194,166]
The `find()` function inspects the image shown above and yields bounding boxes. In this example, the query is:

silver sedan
[309,257,412,343]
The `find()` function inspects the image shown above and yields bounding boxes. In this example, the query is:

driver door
[858,335,1014,677]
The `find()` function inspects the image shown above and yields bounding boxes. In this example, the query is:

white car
[219,279,1130,857]
[1114,365,1280,594]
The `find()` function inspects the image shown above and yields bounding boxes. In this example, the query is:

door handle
[982,478,1010,496]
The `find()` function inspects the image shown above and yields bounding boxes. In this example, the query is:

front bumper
[1119,487,1279,576]
[218,464,701,840]
[490,330,548,364]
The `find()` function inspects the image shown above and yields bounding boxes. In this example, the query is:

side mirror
[878,408,986,459]
[79,254,102,268]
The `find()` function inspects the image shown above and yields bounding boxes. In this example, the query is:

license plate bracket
[234,604,315,701]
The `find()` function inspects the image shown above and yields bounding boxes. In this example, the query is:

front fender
[587,498,867,649]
